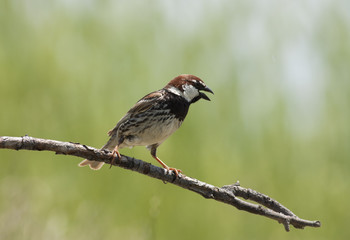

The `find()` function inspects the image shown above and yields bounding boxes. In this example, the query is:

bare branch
[0,135,321,231]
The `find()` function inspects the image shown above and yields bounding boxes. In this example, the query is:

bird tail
[78,140,117,170]
[78,159,105,170]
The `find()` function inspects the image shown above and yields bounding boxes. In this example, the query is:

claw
[109,147,121,169]
[161,164,182,178]
[162,167,182,183]
[167,167,182,177]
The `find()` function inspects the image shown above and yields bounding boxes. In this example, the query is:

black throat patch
[165,91,191,121]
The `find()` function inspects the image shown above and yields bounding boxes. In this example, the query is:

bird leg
[152,155,182,177]
[150,146,182,177]
[109,145,121,169]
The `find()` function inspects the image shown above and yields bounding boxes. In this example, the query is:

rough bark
[0,135,321,231]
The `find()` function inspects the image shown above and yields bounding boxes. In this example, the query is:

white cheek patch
[167,86,182,96]
[182,84,199,102]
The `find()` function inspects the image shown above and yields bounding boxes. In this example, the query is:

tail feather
[78,137,117,170]
[78,159,104,170]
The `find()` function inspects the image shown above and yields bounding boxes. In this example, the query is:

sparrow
[78,74,213,176]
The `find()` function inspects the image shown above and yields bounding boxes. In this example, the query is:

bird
[78,74,213,176]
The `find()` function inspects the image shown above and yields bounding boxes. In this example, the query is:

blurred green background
[1,0,349,239]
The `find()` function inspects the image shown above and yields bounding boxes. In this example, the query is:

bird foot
[165,167,182,177]
[109,148,121,169]
[151,154,182,178]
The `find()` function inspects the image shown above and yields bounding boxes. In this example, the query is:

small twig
[0,136,321,231]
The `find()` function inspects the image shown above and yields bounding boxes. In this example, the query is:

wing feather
[107,90,164,137]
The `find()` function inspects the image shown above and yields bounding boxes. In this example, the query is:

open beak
[199,86,214,101]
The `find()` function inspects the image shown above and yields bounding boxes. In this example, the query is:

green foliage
[1,1,349,239]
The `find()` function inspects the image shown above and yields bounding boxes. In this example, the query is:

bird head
[165,74,214,103]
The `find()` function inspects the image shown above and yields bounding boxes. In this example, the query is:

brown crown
[165,74,204,90]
